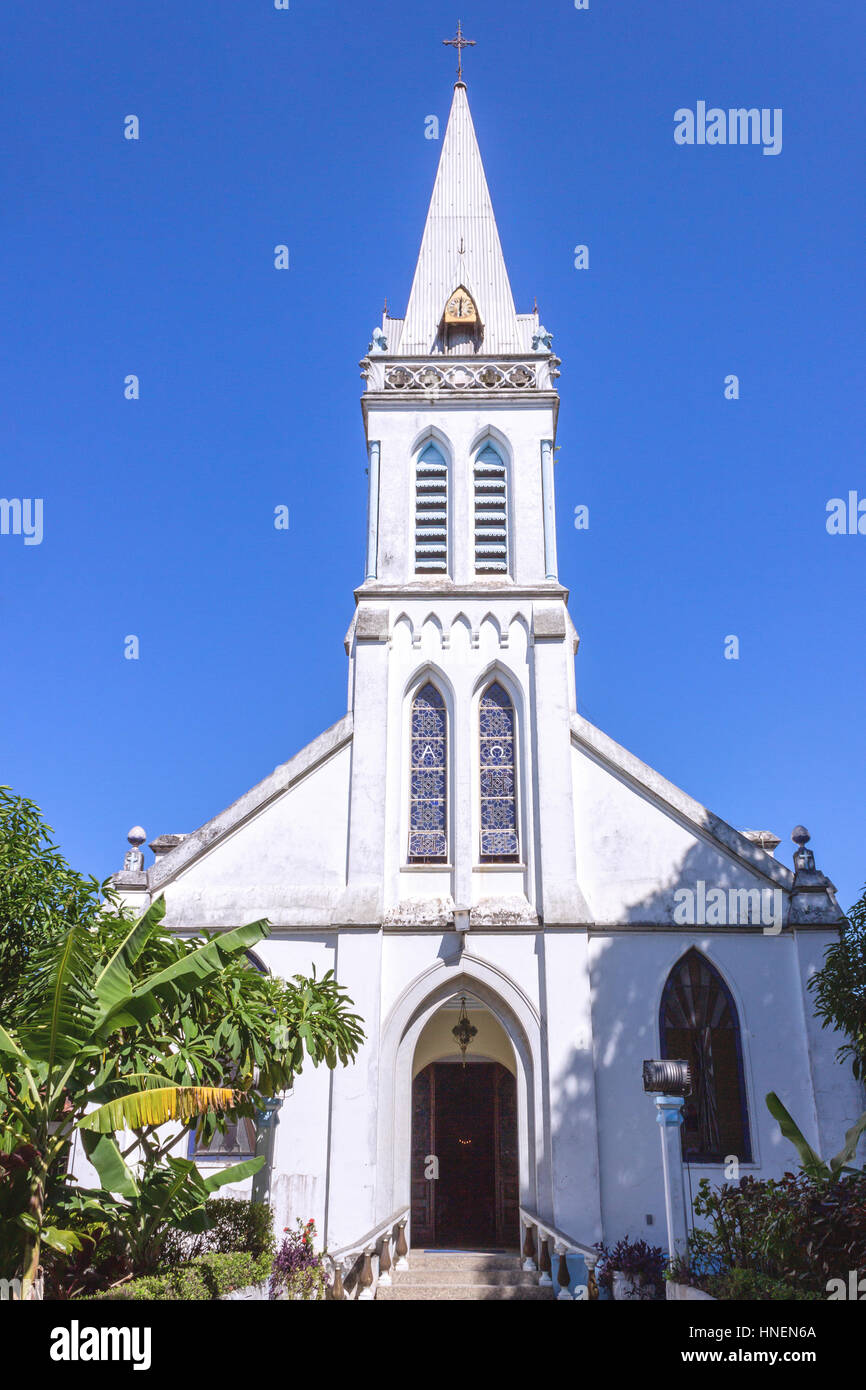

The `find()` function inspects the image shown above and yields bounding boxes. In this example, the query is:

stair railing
[518,1207,599,1302]
[322,1208,410,1300]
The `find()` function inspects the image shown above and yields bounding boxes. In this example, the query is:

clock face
[443,287,478,324]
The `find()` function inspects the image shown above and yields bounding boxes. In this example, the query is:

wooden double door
[411,1061,519,1249]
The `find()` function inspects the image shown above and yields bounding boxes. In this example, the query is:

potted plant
[593,1237,667,1301]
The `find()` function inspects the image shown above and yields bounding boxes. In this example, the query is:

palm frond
[92,897,166,1016]
[132,920,270,1003]
[15,927,97,1071]
[78,1085,238,1134]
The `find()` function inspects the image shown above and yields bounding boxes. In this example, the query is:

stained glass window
[479,682,519,860]
[660,949,751,1162]
[408,682,447,861]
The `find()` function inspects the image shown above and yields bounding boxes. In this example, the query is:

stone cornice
[353,580,570,603]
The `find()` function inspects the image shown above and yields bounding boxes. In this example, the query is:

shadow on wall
[544,835,816,1291]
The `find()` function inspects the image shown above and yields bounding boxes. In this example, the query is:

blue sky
[2,1,864,909]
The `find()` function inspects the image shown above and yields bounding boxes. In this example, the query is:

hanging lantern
[451,996,478,1068]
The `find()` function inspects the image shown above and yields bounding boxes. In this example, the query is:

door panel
[411,1060,518,1250]
[410,1064,435,1246]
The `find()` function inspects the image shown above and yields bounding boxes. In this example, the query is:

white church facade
[108,77,859,1289]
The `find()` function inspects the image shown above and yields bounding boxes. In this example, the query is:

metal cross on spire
[443,20,476,84]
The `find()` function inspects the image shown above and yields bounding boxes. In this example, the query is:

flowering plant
[270,1219,325,1301]
[593,1237,667,1299]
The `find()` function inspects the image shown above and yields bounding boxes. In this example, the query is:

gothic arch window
[408,682,448,862]
[414,443,448,574]
[474,444,508,574]
[660,950,751,1162]
[479,682,519,862]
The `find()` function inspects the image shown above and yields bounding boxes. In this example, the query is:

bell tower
[340,70,589,931]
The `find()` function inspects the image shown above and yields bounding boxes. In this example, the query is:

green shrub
[161,1197,275,1267]
[680,1171,866,1298]
[83,1248,273,1301]
[199,1250,272,1298]
[707,1269,824,1302]
[204,1198,275,1259]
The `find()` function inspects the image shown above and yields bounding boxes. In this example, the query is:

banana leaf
[92,897,167,1015]
[765,1092,828,1180]
[80,1130,140,1199]
[78,1086,238,1134]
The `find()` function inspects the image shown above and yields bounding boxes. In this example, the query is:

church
[107,64,858,1295]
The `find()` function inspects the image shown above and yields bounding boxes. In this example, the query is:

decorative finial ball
[791,825,811,847]
[127,826,147,848]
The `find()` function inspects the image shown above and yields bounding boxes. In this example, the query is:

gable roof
[146,714,353,890]
[571,713,794,890]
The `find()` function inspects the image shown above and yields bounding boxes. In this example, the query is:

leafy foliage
[809,883,866,1080]
[0,897,267,1294]
[1,889,363,1294]
[680,1171,866,1298]
[0,787,111,1015]
[83,1247,274,1301]
[47,1196,275,1300]
[160,1196,275,1267]
[766,1091,866,1183]
[704,1268,824,1302]
[0,787,364,1297]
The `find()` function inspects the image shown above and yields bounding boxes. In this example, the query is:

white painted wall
[159,742,352,930]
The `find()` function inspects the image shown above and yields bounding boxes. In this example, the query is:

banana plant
[78,1143,263,1274]
[765,1092,866,1183]
[0,896,268,1298]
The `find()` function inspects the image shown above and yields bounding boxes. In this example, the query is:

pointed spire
[400,83,523,356]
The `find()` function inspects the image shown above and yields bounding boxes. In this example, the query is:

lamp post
[642,1061,691,1265]
[251,1097,282,1206]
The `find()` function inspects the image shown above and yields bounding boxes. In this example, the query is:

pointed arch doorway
[410,996,519,1250]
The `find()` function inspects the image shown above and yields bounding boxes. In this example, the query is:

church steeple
[359,70,562,592]
[393,82,525,357]
[346,56,581,938]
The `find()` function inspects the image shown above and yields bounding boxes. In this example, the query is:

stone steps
[396,1267,540,1287]
[406,1252,522,1273]
[378,1281,555,1301]
[376,1250,556,1302]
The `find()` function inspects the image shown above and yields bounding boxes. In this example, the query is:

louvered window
[474,444,508,573]
[415,444,448,573]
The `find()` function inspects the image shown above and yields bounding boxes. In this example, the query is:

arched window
[415,443,448,573]
[660,950,751,1162]
[479,682,519,861]
[474,444,508,574]
[408,682,448,861]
